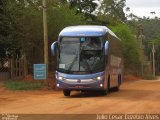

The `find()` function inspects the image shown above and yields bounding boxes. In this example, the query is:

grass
[4,80,47,90]
[142,74,157,80]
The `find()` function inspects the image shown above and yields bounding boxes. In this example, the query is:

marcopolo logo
[77,79,81,83]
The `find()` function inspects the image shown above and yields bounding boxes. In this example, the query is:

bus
[51,25,123,96]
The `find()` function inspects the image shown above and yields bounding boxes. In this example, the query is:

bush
[142,75,157,80]
[4,81,47,90]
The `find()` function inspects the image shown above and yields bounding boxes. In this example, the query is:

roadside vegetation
[0,0,160,81]
[111,24,141,75]
[4,80,47,90]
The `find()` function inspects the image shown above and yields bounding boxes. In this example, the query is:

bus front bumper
[56,79,104,90]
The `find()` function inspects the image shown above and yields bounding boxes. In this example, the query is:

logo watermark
[1,114,19,120]
[96,114,160,120]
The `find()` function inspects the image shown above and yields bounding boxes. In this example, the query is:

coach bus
[51,25,123,96]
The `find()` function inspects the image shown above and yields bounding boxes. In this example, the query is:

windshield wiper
[67,52,78,73]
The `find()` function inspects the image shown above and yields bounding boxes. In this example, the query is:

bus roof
[59,25,119,38]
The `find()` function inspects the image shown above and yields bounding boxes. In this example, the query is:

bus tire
[108,75,110,92]
[63,90,71,96]
[101,89,108,95]
[114,75,121,91]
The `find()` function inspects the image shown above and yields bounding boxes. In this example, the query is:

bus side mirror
[51,41,58,56]
[105,41,109,55]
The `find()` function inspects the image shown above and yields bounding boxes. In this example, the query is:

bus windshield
[58,37,105,73]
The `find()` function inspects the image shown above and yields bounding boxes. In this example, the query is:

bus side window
[105,41,109,65]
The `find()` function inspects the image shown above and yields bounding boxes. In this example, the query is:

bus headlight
[58,76,63,80]
[96,76,103,80]
[100,84,103,87]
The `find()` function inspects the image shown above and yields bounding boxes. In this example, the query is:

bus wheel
[63,90,71,96]
[101,89,108,95]
[114,86,119,91]
[114,75,121,91]
[101,79,110,95]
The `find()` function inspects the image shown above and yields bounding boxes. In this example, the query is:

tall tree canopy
[98,0,126,22]
[0,0,146,75]
[68,0,98,14]
[0,0,86,72]
[0,0,22,58]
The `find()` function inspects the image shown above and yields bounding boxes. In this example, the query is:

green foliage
[4,81,46,90]
[4,0,44,67]
[96,14,120,26]
[137,18,160,75]
[1,0,142,75]
[111,24,141,75]
[98,0,126,22]
[142,19,160,41]
[0,0,21,58]
[1,0,87,72]
[67,0,99,24]
[142,74,157,80]
[68,0,98,14]
[47,2,86,41]
[154,33,160,75]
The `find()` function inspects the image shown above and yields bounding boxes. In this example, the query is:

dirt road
[0,79,160,114]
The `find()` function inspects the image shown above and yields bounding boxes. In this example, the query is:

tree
[47,1,86,41]
[98,0,126,22]
[0,0,22,58]
[125,7,130,12]
[150,11,156,18]
[68,0,98,14]
[1,0,87,72]
[111,24,141,75]
[153,34,160,74]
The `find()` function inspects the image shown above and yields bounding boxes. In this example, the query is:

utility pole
[42,0,48,79]
[152,42,155,77]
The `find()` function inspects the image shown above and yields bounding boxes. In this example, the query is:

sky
[125,0,160,18]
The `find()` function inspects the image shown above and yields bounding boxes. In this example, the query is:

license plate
[75,86,83,88]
